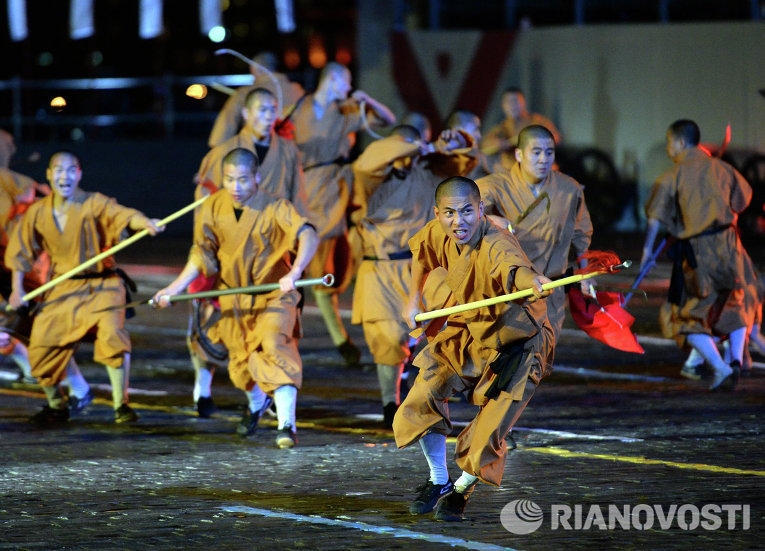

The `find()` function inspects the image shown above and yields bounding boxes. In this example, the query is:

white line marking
[220,505,518,550]
[90,383,168,396]
[125,324,186,337]
[511,426,643,443]
[302,305,352,320]
[353,413,642,443]
[551,364,674,383]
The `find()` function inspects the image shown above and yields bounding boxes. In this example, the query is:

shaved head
[390,124,421,142]
[245,87,276,108]
[668,119,700,146]
[517,125,554,150]
[435,176,480,206]
[222,148,259,176]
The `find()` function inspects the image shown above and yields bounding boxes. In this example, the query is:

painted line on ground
[5,387,759,478]
[522,447,765,477]
[551,364,674,383]
[220,505,518,551]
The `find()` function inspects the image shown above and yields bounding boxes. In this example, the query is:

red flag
[568,287,644,354]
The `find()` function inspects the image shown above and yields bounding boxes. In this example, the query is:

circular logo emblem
[500,499,544,534]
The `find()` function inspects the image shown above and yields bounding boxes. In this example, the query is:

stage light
[308,36,327,69]
[186,84,208,100]
[208,25,227,43]
[284,48,300,70]
[50,96,67,110]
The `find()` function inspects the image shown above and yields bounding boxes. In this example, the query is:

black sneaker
[30,405,69,425]
[275,425,297,448]
[409,478,454,514]
[196,396,216,418]
[236,397,273,437]
[337,340,361,368]
[680,363,703,380]
[69,389,94,416]
[383,402,398,429]
[435,489,471,521]
[114,404,139,423]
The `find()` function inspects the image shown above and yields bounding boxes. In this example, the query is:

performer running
[395,176,554,521]
[192,87,310,417]
[641,119,758,390]
[351,126,476,427]
[0,131,92,410]
[207,51,305,148]
[477,125,594,339]
[292,62,395,367]
[5,151,164,424]
[153,148,318,447]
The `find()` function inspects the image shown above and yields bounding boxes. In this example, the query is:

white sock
[274,385,297,430]
[687,334,730,374]
[64,359,90,399]
[244,384,268,414]
[419,431,449,485]
[684,348,704,368]
[106,354,130,409]
[728,327,747,365]
[750,323,765,354]
[454,471,478,493]
[376,363,402,405]
[192,355,214,402]
[722,339,732,363]
[9,342,33,379]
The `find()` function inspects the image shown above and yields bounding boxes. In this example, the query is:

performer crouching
[395,176,555,520]
[153,148,318,448]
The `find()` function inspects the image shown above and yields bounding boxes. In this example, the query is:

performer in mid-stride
[6,150,164,424]
[153,148,318,448]
[395,176,554,521]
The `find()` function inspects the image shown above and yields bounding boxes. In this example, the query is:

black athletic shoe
[114,404,139,423]
[382,402,398,429]
[69,389,94,416]
[337,340,361,368]
[196,396,216,418]
[275,425,297,449]
[237,407,262,437]
[409,478,454,514]
[30,405,69,425]
[435,489,471,521]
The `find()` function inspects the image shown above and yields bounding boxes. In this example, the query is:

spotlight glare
[208,25,227,43]
[50,96,67,109]
[186,84,208,100]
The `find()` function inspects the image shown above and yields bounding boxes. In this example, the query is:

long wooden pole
[20,195,209,304]
[414,261,631,323]
[153,274,335,306]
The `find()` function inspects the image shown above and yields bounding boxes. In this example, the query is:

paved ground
[1,240,764,550]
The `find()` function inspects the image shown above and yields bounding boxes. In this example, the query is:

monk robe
[207,75,305,148]
[189,188,310,393]
[197,127,309,218]
[4,190,149,386]
[393,218,554,487]
[481,113,560,170]
[0,168,36,286]
[351,136,476,366]
[292,94,384,291]
[645,147,758,346]
[477,164,592,337]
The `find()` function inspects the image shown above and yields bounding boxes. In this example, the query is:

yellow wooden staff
[15,195,209,305]
[414,261,632,323]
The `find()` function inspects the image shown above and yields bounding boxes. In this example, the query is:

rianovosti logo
[500,500,751,534]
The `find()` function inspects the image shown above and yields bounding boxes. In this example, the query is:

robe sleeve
[273,198,310,250]
[644,173,675,225]
[729,166,753,214]
[188,200,220,277]
[92,193,147,247]
[4,202,41,273]
[476,174,503,214]
[571,186,594,257]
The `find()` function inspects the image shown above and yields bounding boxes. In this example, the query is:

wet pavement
[1,240,764,550]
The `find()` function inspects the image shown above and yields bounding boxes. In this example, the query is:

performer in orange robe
[642,119,759,390]
[6,151,163,424]
[351,126,476,427]
[394,177,554,521]
[477,125,594,339]
[154,148,319,448]
[292,62,395,367]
